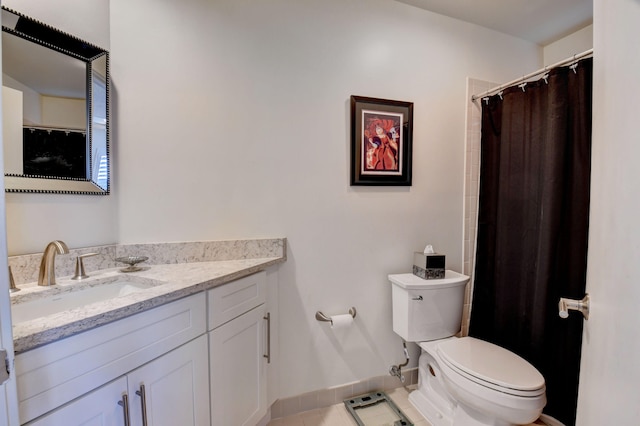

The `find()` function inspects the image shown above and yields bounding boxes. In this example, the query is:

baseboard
[255,408,271,426]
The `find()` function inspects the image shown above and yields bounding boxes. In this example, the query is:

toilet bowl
[415,337,546,426]
[389,272,547,426]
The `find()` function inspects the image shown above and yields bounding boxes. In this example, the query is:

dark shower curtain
[470,58,592,426]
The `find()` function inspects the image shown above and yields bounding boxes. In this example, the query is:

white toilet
[389,271,546,426]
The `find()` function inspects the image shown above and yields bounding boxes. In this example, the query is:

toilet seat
[435,337,545,397]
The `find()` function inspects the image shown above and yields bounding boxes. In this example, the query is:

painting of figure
[361,112,402,175]
[350,95,413,186]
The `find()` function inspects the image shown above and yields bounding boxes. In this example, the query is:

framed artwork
[350,95,413,186]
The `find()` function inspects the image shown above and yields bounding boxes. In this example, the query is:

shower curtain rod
[24,124,86,133]
[471,48,593,102]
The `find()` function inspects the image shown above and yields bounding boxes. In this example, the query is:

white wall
[41,96,86,129]
[2,75,41,125]
[3,0,116,255]
[110,0,540,397]
[2,86,22,174]
[576,0,640,424]
[543,24,593,64]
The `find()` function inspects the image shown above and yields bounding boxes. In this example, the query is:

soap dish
[115,256,149,272]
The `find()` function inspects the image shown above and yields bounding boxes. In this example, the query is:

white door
[210,304,267,426]
[0,25,20,423]
[127,335,210,426]
[576,1,640,424]
[0,262,19,426]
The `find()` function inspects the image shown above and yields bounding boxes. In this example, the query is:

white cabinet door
[265,269,279,408]
[25,377,128,426]
[26,335,210,426]
[210,305,267,426]
[127,335,210,426]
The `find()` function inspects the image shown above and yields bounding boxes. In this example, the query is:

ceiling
[2,31,87,99]
[395,0,593,46]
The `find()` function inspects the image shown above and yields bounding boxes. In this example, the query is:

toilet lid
[436,337,545,394]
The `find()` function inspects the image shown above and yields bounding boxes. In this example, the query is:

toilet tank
[389,271,469,342]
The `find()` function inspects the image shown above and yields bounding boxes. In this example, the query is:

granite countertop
[10,256,284,353]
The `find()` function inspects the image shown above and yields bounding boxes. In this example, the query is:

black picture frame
[350,95,413,186]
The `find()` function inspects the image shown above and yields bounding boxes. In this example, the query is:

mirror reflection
[1,6,109,194]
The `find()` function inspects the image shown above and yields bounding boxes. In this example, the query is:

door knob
[558,294,589,320]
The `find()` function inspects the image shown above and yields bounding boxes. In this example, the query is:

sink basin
[11,279,163,324]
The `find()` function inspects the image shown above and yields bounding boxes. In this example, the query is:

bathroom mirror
[1,6,109,194]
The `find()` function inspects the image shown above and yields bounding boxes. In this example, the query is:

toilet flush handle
[558,294,590,320]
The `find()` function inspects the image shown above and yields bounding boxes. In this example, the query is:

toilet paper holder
[315,307,357,324]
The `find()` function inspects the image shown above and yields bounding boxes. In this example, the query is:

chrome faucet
[38,240,69,286]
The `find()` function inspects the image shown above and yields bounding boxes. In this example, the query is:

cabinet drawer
[24,377,128,426]
[16,292,206,424]
[208,271,266,330]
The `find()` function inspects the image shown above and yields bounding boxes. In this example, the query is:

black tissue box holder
[413,252,445,279]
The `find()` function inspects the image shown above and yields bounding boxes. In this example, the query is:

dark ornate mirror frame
[1,6,110,195]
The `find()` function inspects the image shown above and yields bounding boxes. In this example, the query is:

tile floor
[267,386,431,426]
[267,385,551,426]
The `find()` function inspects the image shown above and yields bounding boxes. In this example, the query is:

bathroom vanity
[8,238,285,426]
